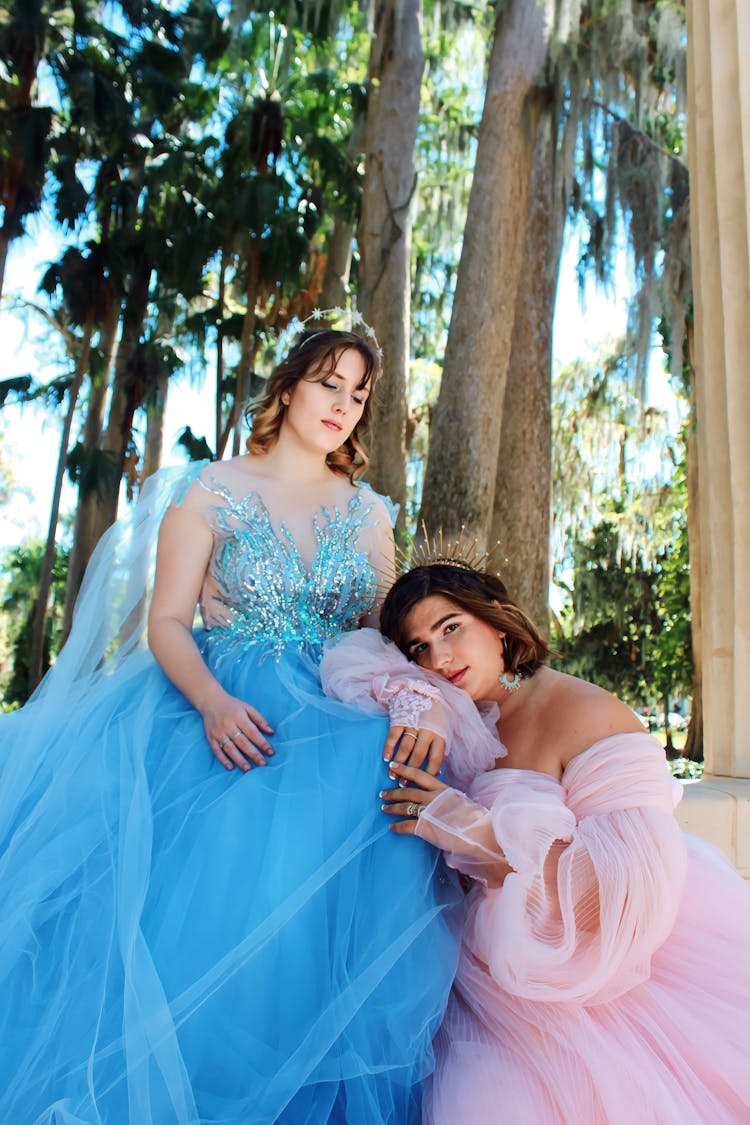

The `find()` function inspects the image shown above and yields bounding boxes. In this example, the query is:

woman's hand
[200,687,275,772]
[382,725,446,775]
[380,762,448,834]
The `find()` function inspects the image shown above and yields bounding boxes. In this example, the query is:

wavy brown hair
[380,564,550,678]
[245,328,380,481]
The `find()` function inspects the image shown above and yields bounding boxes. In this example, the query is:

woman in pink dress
[338,560,750,1123]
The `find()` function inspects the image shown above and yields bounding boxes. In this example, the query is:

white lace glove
[367,673,448,774]
[374,677,443,728]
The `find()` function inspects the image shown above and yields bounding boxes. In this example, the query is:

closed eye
[323,380,366,406]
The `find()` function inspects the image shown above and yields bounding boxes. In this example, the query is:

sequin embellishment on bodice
[198,478,378,659]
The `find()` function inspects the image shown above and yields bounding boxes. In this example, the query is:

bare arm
[148,503,273,771]
[358,498,395,630]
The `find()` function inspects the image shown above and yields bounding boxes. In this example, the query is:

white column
[679,0,750,873]
[687,0,750,778]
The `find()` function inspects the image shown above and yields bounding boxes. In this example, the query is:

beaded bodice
[196,476,380,659]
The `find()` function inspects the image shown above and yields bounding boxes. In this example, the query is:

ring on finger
[402,730,418,743]
[406,802,421,817]
[218,735,230,749]
[234,728,243,739]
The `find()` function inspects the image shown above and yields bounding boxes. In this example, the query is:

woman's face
[283,347,369,454]
[402,594,504,702]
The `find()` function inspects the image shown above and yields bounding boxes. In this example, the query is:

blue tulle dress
[0,463,462,1125]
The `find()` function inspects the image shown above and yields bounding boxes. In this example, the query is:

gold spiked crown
[395,522,498,577]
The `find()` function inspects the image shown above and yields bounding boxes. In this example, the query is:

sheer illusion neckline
[199,470,370,575]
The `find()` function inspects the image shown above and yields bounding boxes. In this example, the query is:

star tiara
[395,523,498,577]
[273,306,382,366]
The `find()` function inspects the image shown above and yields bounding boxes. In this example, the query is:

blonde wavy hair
[245,329,380,481]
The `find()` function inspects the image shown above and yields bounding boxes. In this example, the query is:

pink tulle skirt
[424,836,750,1123]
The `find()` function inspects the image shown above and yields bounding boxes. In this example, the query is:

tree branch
[8,298,79,354]
[582,98,688,171]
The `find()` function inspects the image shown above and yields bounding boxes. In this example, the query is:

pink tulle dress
[417,734,750,1123]
[321,636,750,1124]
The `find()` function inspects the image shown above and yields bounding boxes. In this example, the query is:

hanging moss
[548,1,689,392]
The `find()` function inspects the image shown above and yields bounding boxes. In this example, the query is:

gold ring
[402,730,418,742]
[406,802,420,817]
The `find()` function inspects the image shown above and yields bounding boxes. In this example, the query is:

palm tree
[0,0,65,298]
[27,246,109,691]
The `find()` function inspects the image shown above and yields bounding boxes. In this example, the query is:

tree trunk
[230,245,261,458]
[358,0,425,517]
[319,215,354,308]
[62,306,119,638]
[663,693,675,755]
[418,0,552,547]
[683,328,704,761]
[92,262,151,543]
[215,249,227,457]
[28,318,94,692]
[489,108,563,634]
[0,232,9,303]
[142,362,169,481]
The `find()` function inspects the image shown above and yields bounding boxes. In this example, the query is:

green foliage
[552,338,692,719]
[649,456,692,705]
[177,425,213,461]
[0,539,69,705]
[669,757,702,781]
[65,443,121,498]
[552,500,692,713]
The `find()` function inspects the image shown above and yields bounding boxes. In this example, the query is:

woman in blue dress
[0,318,461,1124]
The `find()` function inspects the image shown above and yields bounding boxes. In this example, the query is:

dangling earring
[498,637,522,693]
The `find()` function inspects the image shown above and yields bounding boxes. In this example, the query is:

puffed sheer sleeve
[418,734,688,1004]
[320,629,499,786]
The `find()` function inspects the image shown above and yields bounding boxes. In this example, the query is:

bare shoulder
[157,497,213,554]
[174,456,254,511]
[540,670,646,767]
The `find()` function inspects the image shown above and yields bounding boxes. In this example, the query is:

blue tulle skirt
[0,631,462,1124]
